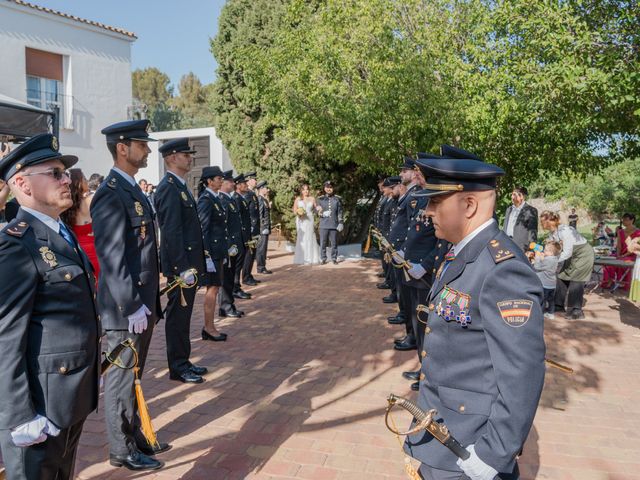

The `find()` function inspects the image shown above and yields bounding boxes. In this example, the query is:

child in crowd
[533,240,562,319]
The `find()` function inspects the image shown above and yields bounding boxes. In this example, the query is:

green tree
[132,67,173,109]
[170,73,216,128]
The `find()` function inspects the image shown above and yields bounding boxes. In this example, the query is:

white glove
[336,223,344,232]
[391,251,405,265]
[261,229,269,235]
[456,445,499,480]
[127,305,151,334]
[11,414,60,447]
[396,249,405,259]
[180,269,196,286]
[322,211,331,218]
[206,258,216,273]
[407,263,427,279]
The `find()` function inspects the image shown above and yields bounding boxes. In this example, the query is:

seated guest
[60,168,100,277]
[540,210,595,319]
[502,186,538,252]
[601,213,639,290]
[593,221,614,246]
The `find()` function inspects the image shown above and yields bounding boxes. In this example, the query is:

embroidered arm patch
[497,300,533,327]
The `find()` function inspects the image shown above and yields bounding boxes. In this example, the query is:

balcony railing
[26,89,73,130]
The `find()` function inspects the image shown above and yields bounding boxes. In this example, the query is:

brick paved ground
[67,245,640,479]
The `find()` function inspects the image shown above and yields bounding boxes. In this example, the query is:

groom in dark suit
[502,186,538,252]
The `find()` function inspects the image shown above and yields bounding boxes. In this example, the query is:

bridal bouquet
[296,207,306,218]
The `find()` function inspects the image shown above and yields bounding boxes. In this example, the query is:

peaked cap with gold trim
[0,133,78,181]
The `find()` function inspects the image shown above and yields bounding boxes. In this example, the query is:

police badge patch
[497,300,533,327]
[134,202,144,216]
[39,246,58,267]
[181,191,188,202]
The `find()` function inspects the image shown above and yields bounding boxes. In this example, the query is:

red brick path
[73,246,640,479]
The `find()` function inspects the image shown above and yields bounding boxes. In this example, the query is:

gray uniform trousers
[104,326,155,456]
[0,419,85,480]
[165,278,198,375]
[319,228,338,261]
[256,233,269,269]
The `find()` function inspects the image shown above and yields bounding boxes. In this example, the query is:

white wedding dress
[293,199,321,265]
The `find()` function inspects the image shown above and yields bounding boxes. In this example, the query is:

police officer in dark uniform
[377,176,399,290]
[404,155,545,480]
[0,134,100,480]
[233,174,252,299]
[154,138,210,384]
[317,180,344,264]
[217,170,245,318]
[242,172,261,285]
[197,166,230,341]
[383,177,404,325]
[256,180,272,274]
[91,120,168,471]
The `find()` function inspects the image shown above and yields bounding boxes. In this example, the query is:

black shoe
[388,316,405,325]
[394,339,417,351]
[201,329,227,341]
[190,364,208,375]
[109,451,164,471]
[137,441,172,456]
[402,371,420,381]
[333,260,339,265]
[169,370,204,384]
[394,335,409,345]
[243,279,259,286]
[382,294,398,303]
[257,269,273,274]
[321,259,327,265]
[388,315,404,322]
[411,382,420,391]
[570,310,585,320]
[233,291,251,299]
[377,282,391,289]
[218,309,242,318]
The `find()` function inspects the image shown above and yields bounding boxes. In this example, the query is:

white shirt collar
[22,206,60,233]
[168,170,186,185]
[221,190,233,198]
[206,187,218,197]
[453,218,496,256]
[112,167,136,187]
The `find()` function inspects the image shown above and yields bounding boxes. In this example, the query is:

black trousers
[410,285,430,362]
[386,260,397,296]
[219,254,239,314]
[165,278,197,375]
[103,326,154,456]
[0,418,85,480]
[555,278,585,314]
[395,269,414,338]
[319,228,338,261]
[233,245,247,291]
[256,234,269,269]
[242,244,257,282]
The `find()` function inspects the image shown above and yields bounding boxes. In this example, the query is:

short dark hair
[106,140,131,160]
[513,186,528,197]
[622,212,636,222]
[87,173,104,191]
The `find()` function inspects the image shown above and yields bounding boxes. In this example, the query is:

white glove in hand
[180,269,196,286]
[11,414,60,447]
[322,211,331,218]
[206,258,216,273]
[336,223,344,232]
[261,229,269,235]
[127,305,150,334]
[396,250,405,259]
[456,445,499,480]
[391,251,405,265]
[408,263,427,279]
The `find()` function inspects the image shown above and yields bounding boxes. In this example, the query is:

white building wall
[0,2,134,176]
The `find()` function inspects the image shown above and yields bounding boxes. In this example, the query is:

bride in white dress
[292,184,321,265]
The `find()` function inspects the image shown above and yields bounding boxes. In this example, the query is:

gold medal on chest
[140,225,147,240]
[181,191,188,202]
[214,204,220,211]
[134,201,144,216]
[39,246,58,267]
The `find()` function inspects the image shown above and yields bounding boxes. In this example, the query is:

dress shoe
[109,451,164,471]
[321,259,327,265]
[202,329,227,341]
[388,315,405,322]
[394,339,417,351]
[402,370,420,381]
[137,441,172,456]
[218,309,242,318]
[169,370,204,384]
[333,260,339,265]
[569,310,585,320]
[388,316,405,325]
[243,279,259,286]
[190,364,208,375]
[377,282,391,289]
[382,294,398,303]
[411,382,420,391]
[257,268,273,274]
[233,291,251,300]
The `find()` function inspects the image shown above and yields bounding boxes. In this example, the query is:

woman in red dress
[60,168,100,278]
[601,213,639,290]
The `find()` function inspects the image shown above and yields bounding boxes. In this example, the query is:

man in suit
[256,180,272,274]
[0,134,100,479]
[197,166,230,342]
[154,138,210,384]
[503,186,538,252]
[232,174,253,299]
[91,120,169,471]
[217,170,246,318]
[242,172,261,285]
[317,180,344,264]
[404,155,545,480]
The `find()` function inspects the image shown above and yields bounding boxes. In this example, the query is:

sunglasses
[22,168,71,181]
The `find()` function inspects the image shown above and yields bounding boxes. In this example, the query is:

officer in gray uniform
[218,170,245,317]
[256,180,272,274]
[232,174,252,299]
[154,138,210,384]
[91,120,168,471]
[0,134,99,480]
[404,155,545,480]
[242,172,261,285]
[317,180,344,264]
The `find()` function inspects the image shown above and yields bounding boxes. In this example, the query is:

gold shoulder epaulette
[3,220,30,237]
[488,238,515,264]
